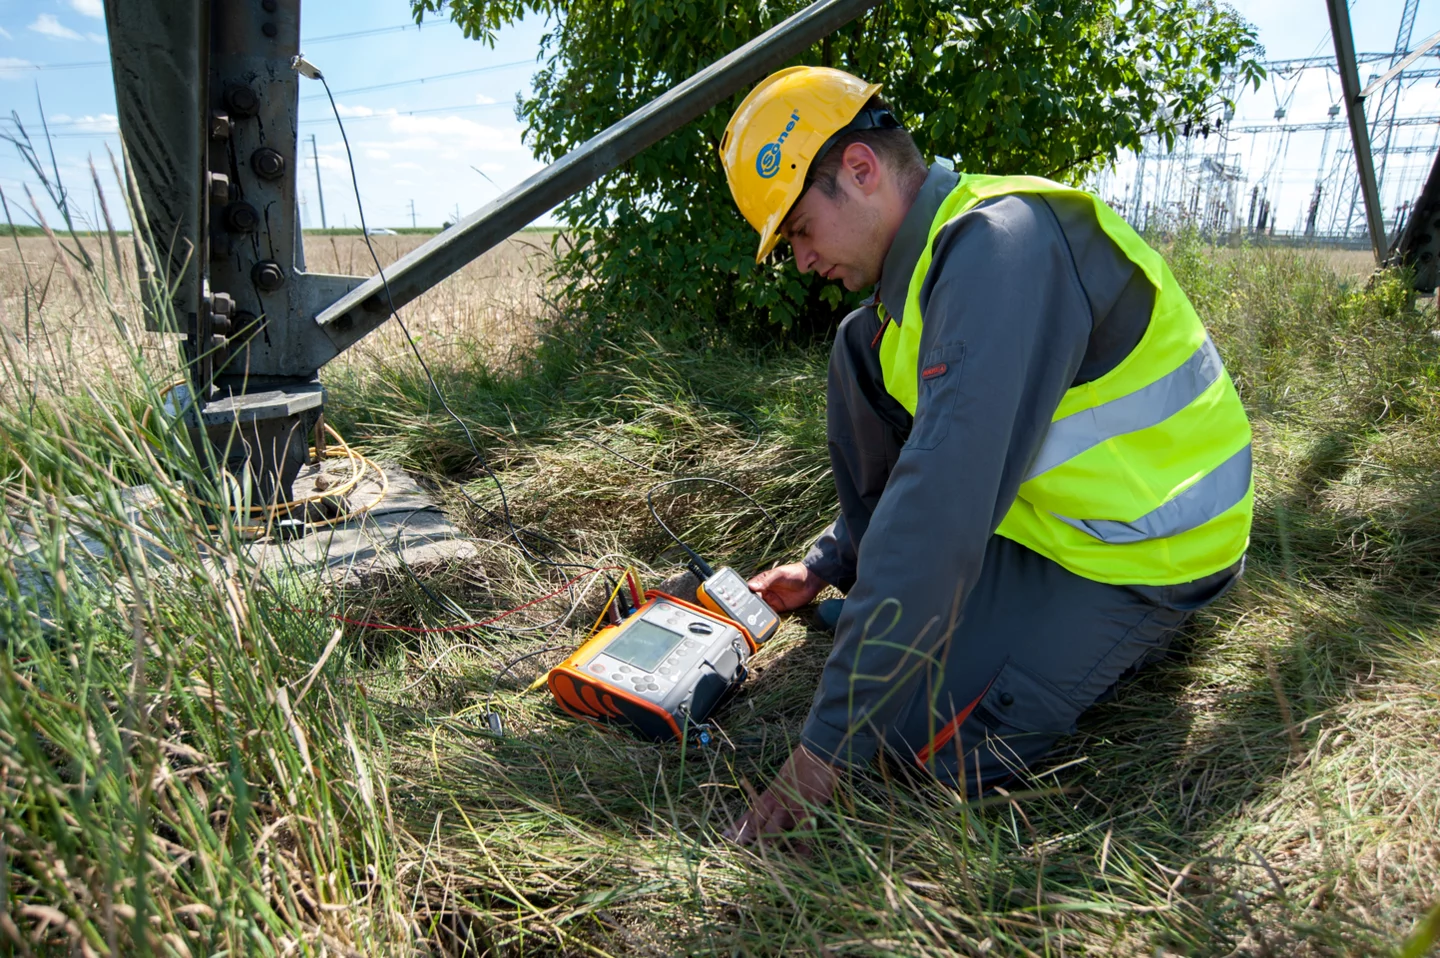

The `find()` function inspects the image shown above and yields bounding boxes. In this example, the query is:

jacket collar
[877,162,959,322]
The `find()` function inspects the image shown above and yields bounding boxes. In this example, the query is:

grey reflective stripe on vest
[1025,337,1225,482]
[1050,444,1252,544]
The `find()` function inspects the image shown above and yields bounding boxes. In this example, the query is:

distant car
[366,227,398,235]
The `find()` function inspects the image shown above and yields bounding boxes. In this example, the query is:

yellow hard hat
[720,66,885,262]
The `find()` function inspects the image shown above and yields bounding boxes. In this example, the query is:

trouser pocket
[972,656,1086,741]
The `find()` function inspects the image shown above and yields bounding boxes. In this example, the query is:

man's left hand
[723,745,839,845]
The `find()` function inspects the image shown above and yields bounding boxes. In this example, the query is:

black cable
[488,645,563,699]
[318,72,588,575]
[645,477,781,578]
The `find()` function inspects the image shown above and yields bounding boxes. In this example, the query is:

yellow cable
[582,574,628,645]
[141,382,394,540]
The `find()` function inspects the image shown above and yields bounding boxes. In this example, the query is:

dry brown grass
[0,231,553,397]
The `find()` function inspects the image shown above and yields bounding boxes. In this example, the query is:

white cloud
[477,162,503,173]
[29,14,84,41]
[334,102,396,119]
[393,161,423,170]
[474,93,498,105]
[86,32,105,43]
[0,27,12,40]
[365,148,390,160]
[49,113,118,133]
[70,0,104,18]
[0,57,34,78]
[383,114,526,154]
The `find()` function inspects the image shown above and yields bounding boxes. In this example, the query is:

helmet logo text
[755,111,800,179]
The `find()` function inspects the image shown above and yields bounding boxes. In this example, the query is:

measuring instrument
[695,565,780,645]
[548,591,760,742]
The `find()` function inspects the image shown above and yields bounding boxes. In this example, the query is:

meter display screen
[606,618,688,672]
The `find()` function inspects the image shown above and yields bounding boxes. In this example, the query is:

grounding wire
[315,68,589,575]
[644,476,781,575]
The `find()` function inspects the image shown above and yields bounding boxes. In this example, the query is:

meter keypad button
[619,665,632,674]
[590,663,606,674]
[688,621,714,635]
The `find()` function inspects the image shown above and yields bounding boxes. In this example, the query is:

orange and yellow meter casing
[548,591,757,741]
[695,566,780,645]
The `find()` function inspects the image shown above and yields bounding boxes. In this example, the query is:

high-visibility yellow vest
[879,174,1252,585]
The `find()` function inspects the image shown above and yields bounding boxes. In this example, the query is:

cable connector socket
[291,55,323,80]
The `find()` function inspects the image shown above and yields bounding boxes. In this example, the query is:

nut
[207,172,232,202]
[252,260,285,292]
[250,148,285,180]
[223,85,259,118]
[224,201,260,233]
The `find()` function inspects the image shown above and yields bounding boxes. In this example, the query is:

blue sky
[0,0,1437,233]
[1,0,550,230]
[1097,0,1440,234]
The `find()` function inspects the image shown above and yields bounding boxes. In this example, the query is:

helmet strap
[804,108,904,186]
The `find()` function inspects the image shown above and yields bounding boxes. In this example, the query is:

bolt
[224,202,260,233]
[252,260,285,292]
[250,147,285,180]
[207,172,232,202]
[210,112,232,139]
[207,293,234,334]
[232,310,259,335]
[261,22,278,37]
[223,85,259,118]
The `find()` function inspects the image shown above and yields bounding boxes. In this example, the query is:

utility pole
[1327,0,1387,260]
[409,199,417,229]
[309,134,327,230]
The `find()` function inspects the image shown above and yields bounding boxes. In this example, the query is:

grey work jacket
[797,163,1174,766]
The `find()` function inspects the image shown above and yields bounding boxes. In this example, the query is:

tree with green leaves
[412,0,1263,333]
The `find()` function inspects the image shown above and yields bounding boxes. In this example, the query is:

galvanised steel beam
[315,0,884,346]
[1327,0,1389,260]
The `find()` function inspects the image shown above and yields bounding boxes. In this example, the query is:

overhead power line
[5,21,439,71]
[29,100,513,137]
[0,60,109,72]
[299,61,530,101]
[301,101,513,123]
[301,22,422,44]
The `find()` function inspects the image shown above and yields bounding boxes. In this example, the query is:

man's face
[778,182,887,292]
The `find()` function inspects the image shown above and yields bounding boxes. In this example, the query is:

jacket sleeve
[803,517,857,591]
[800,194,1095,767]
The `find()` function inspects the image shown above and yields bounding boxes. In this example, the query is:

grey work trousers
[820,308,1237,794]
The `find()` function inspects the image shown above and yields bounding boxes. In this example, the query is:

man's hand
[723,745,840,845]
[747,562,826,613]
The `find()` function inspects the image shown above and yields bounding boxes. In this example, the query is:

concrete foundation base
[7,461,475,613]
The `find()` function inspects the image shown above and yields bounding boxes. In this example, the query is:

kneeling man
[717,67,1251,843]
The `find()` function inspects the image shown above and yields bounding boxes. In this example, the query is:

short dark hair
[808,95,927,200]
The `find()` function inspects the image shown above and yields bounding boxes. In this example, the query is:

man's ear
[839,142,883,197]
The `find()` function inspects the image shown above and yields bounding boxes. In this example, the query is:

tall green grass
[4,171,1439,955]
[1,189,414,953]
